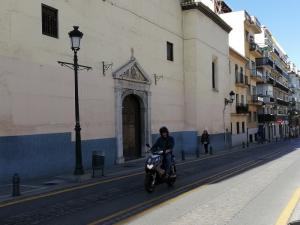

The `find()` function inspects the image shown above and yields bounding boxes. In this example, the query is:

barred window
[42,4,58,38]
[167,42,174,61]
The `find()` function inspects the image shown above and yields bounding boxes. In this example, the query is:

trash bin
[92,151,105,177]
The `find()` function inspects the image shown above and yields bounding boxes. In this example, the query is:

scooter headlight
[147,164,154,169]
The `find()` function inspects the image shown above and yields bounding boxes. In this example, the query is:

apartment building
[229,48,249,146]
[288,63,300,136]
[255,27,290,140]
[220,10,263,143]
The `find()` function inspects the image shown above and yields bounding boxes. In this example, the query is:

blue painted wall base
[0,130,231,183]
[0,133,116,183]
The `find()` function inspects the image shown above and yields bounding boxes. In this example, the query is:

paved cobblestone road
[0,140,297,225]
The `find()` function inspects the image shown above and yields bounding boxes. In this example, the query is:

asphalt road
[123,139,300,225]
[0,140,298,225]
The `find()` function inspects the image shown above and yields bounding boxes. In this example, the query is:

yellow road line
[275,188,300,225]
[0,148,247,208]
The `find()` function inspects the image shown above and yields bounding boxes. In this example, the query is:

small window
[167,42,174,61]
[242,122,245,133]
[42,4,58,38]
[236,122,240,134]
[235,64,239,82]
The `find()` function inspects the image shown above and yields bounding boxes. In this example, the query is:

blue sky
[225,0,300,68]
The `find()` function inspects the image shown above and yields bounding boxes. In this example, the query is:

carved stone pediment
[113,57,151,84]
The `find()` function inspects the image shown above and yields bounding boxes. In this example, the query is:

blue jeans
[164,153,172,175]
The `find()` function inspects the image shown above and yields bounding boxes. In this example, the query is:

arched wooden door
[122,95,141,161]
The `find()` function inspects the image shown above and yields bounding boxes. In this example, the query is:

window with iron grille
[42,4,58,38]
[167,42,174,61]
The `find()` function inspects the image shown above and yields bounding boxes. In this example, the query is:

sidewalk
[0,140,290,204]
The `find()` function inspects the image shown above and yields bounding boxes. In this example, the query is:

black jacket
[151,136,175,153]
[201,134,210,144]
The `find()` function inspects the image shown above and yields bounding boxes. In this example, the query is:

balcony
[250,95,264,105]
[256,57,274,68]
[249,42,263,57]
[249,68,264,82]
[250,16,262,33]
[275,80,289,92]
[275,65,283,75]
[258,114,276,123]
[271,68,281,77]
[236,104,249,114]
[261,96,275,104]
[271,49,289,68]
[266,74,276,85]
[276,98,290,106]
[244,13,261,33]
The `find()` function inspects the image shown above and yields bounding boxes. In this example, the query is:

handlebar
[146,149,171,155]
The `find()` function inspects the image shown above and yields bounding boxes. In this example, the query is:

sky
[225,0,300,69]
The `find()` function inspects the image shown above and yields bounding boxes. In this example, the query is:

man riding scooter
[151,127,175,178]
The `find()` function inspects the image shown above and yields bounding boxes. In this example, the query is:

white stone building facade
[0,0,232,181]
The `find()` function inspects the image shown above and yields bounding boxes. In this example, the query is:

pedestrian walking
[201,130,210,154]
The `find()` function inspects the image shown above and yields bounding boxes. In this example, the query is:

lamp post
[58,26,92,175]
[225,91,235,105]
[224,91,235,148]
[68,26,85,175]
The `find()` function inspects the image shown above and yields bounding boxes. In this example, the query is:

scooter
[144,144,176,193]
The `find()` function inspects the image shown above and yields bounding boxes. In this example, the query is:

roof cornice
[181,1,232,33]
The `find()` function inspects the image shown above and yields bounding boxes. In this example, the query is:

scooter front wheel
[144,174,155,193]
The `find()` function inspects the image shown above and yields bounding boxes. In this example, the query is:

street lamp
[69,26,84,175]
[225,91,235,105]
[224,91,235,148]
[69,26,83,51]
[58,26,92,175]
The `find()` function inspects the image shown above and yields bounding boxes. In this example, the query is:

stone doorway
[113,56,152,163]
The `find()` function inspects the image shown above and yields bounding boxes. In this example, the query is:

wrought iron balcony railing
[256,57,274,68]
[236,104,249,114]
